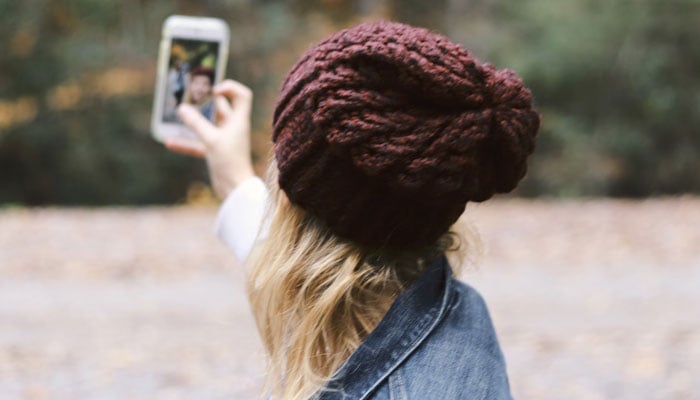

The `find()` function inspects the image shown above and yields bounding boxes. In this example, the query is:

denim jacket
[316,255,512,400]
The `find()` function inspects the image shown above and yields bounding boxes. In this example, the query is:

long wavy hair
[246,161,478,399]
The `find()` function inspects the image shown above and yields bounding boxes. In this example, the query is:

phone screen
[162,38,220,123]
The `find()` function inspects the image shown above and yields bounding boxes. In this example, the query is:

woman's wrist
[211,162,256,200]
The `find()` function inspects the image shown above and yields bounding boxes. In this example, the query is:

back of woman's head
[272,20,539,249]
[248,20,540,399]
[248,167,463,399]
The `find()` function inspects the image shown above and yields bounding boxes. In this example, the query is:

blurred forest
[0,0,698,205]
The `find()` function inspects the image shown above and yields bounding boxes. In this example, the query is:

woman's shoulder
[446,278,498,331]
[375,278,512,399]
[317,260,512,400]
[440,278,507,361]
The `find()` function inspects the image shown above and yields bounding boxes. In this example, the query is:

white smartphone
[151,15,229,143]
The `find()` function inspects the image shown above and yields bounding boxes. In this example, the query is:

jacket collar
[316,255,453,400]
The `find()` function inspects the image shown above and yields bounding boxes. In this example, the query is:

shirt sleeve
[214,176,270,263]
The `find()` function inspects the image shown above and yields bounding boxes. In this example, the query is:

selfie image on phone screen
[162,39,219,123]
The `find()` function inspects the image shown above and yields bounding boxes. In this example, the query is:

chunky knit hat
[272,21,540,249]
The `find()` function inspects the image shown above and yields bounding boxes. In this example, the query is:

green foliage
[0,0,208,205]
[454,0,700,196]
[0,0,698,205]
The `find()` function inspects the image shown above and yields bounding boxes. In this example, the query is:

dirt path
[1,199,698,399]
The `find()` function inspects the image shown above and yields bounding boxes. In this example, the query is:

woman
[166,21,539,400]
[183,66,216,121]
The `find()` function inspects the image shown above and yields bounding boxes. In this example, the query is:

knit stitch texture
[272,20,540,248]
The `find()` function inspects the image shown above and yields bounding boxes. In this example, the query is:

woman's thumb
[177,103,215,144]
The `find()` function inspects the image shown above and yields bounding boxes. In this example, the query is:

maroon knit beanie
[272,21,540,249]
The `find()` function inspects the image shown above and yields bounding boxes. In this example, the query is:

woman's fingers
[213,79,252,99]
[178,103,216,144]
[165,78,255,199]
[213,79,252,114]
[214,95,234,121]
[164,137,206,158]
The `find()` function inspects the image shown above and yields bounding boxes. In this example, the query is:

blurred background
[0,0,698,399]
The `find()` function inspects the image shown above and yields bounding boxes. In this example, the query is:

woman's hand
[164,79,255,199]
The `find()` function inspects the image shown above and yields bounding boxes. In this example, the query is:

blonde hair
[246,162,477,399]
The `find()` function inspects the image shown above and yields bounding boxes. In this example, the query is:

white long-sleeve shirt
[214,176,269,262]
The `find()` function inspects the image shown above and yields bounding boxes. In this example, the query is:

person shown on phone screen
[165,21,540,400]
[183,66,215,120]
